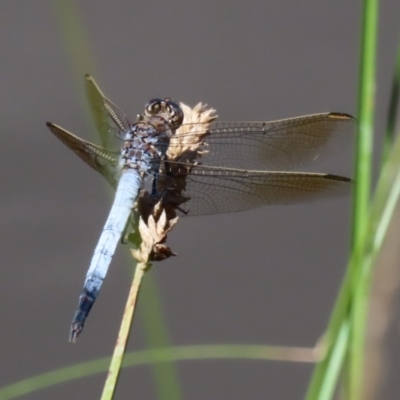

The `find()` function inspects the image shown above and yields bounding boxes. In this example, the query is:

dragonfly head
[142,98,184,129]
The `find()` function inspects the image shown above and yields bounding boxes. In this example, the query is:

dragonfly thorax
[120,116,173,172]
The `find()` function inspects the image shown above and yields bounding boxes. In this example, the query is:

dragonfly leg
[151,172,158,195]
[120,214,135,244]
[175,205,189,215]
[120,216,131,244]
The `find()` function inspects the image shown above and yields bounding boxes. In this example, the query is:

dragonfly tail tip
[69,322,84,343]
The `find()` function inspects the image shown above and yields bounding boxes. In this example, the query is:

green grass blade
[316,322,350,400]
[350,1,379,398]
[306,2,379,398]
[305,130,400,400]
[139,273,183,400]
[381,36,400,164]
[351,0,378,247]
[0,344,315,400]
[51,1,97,93]
[305,111,400,400]
[304,245,362,400]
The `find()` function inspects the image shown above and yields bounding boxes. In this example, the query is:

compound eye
[143,98,183,129]
[166,100,184,128]
[144,98,164,116]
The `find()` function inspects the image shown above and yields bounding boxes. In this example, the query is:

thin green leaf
[0,344,315,400]
[350,1,379,397]
[306,118,400,400]
[382,36,400,164]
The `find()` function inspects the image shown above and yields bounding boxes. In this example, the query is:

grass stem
[100,261,147,400]
[349,1,379,398]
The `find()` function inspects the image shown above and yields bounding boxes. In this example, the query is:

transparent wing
[103,97,131,134]
[158,162,351,216]
[85,74,127,148]
[85,75,355,171]
[47,123,351,217]
[167,113,356,171]
[46,122,120,188]
[52,79,355,218]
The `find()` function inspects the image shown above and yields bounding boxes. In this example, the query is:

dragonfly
[47,75,355,342]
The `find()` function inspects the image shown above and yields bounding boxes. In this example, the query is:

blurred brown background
[1,1,400,399]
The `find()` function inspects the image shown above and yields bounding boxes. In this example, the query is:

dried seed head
[131,203,179,264]
[167,102,218,159]
[131,103,217,266]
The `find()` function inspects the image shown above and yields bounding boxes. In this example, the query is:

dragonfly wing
[159,163,351,216]
[47,122,120,189]
[103,97,131,134]
[85,74,128,146]
[169,113,356,171]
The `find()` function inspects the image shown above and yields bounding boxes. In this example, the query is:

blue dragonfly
[47,75,355,342]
